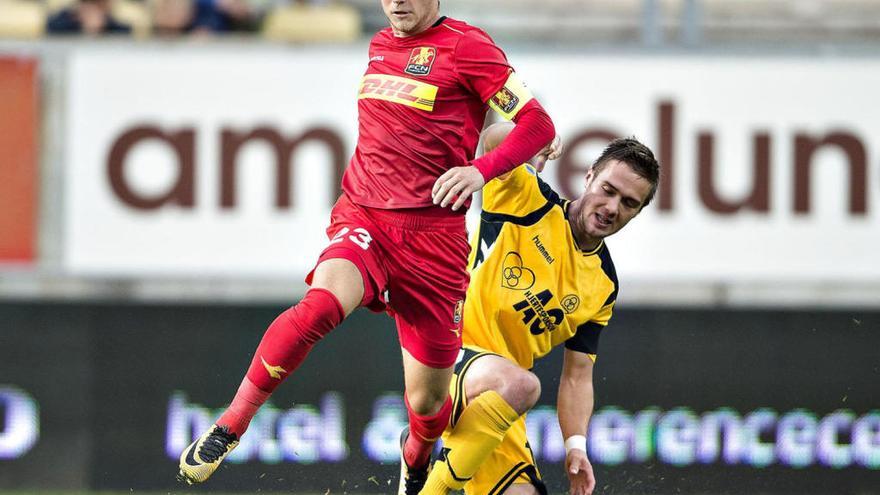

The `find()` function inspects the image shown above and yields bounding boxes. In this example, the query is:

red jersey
[342,17,533,211]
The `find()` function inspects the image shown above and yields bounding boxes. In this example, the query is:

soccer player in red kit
[177,2,557,493]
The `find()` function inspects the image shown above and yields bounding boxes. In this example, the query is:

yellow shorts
[444,348,548,495]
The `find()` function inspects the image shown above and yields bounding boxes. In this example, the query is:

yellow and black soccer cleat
[177,424,239,485]
[398,425,431,495]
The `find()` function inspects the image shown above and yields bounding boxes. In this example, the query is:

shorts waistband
[361,204,466,232]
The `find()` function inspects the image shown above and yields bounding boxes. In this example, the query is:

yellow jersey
[463,164,617,369]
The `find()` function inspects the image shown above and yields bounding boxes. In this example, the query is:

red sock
[216,377,269,437]
[404,394,452,469]
[216,288,345,436]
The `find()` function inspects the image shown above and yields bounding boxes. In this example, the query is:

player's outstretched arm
[431,124,509,210]
[482,122,563,172]
[558,348,597,495]
[432,122,563,210]
[471,99,555,179]
[429,122,516,210]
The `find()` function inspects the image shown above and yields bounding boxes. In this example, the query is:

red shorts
[306,193,470,368]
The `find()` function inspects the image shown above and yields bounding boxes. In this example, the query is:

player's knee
[498,370,541,415]
[406,388,449,416]
[518,371,542,411]
[310,258,365,316]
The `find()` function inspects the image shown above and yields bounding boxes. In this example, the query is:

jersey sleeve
[564,321,604,356]
[564,297,615,358]
[454,30,534,120]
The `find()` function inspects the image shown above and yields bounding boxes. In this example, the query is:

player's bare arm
[558,348,597,495]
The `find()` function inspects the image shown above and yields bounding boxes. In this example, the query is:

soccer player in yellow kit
[420,123,660,495]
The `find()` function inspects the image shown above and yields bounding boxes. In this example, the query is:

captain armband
[487,71,534,120]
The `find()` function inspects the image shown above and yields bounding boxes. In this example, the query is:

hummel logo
[370,55,385,62]
[260,356,287,380]
[532,235,555,264]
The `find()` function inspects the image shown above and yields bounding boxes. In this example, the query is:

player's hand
[432,165,486,211]
[565,449,595,495]
[530,134,563,172]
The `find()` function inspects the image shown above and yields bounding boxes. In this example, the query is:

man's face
[577,159,653,241]
[381,0,439,37]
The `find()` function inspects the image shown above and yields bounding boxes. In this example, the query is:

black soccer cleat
[398,425,432,495]
[177,424,239,484]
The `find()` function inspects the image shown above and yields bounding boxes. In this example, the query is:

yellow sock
[420,390,519,494]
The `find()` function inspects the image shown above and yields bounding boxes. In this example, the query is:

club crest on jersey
[405,47,436,76]
[453,299,464,324]
[561,294,580,314]
[491,86,520,114]
[501,252,536,291]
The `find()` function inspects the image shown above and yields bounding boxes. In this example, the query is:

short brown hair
[591,137,660,208]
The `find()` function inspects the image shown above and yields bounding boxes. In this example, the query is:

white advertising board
[65,49,362,277]
[64,49,880,284]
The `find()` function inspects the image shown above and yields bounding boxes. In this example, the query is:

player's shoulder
[513,164,565,210]
[439,17,496,44]
[482,164,565,221]
[440,17,484,34]
[594,241,619,288]
[483,164,537,200]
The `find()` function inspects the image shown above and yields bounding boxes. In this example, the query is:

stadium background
[1,1,879,494]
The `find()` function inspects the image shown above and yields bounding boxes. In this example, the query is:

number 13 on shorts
[329,227,373,251]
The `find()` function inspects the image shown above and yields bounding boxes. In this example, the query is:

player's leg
[397,348,455,495]
[462,413,547,495]
[179,194,388,484]
[177,259,363,484]
[217,258,363,433]
[464,423,547,495]
[375,209,470,494]
[422,354,540,494]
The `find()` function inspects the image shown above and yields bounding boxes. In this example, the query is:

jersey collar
[388,16,448,44]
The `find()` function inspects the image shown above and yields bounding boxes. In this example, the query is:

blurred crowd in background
[1,0,880,45]
[1,0,359,41]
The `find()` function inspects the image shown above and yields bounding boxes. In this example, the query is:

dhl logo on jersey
[359,74,438,111]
